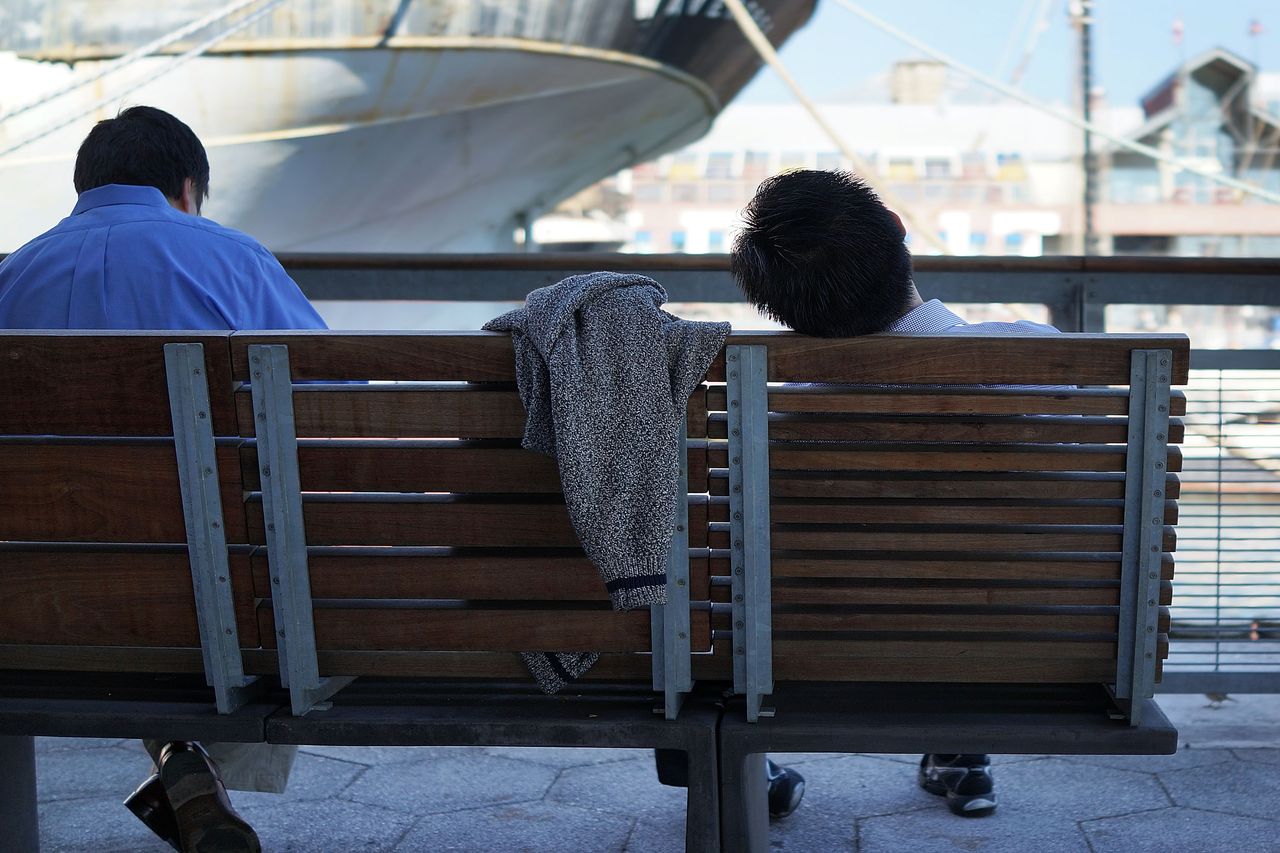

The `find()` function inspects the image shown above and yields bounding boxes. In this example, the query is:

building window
[996,152,1026,181]
[670,153,699,180]
[971,232,988,251]
[633,230,653,252]
[961,152,987,178]
[1004,233,1024,251]
[672,183,698,203]
[816,151,843,171]
[743,151,770,179]
[780,150,807,171]
[705,152,734,179]
[634,183,664,202]
[671,230,687,252]
[888,158,916,180]
[707,183,736,203]
[708,230,726,253]
[924,158,951,179]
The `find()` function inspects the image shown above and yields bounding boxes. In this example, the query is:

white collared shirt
[885,299,1060,336]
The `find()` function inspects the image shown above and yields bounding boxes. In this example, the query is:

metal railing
[276,253,1280,693]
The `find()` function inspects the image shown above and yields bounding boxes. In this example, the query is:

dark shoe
[124,774,182,851]
[918,753,997,817]
[157,741,262,853]
[766,759,805,819]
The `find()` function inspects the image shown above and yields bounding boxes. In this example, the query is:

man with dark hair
[0,106,324,851]
[729,169,1060,818]
[0,105,321,330]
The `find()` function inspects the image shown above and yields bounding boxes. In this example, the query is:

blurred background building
[548,50,1280,259]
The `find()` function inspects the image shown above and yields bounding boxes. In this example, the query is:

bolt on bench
[701,332,1189,852]
[0,331,723,853]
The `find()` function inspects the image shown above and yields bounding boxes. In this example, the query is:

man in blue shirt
[0,106,323,852]
[0,108,323,331]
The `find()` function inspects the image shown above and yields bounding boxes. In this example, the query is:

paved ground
[33,693,1280,852]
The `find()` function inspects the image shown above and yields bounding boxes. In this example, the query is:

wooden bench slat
[774,637,1123,659]
[0,333,237,435]
[772,656,1127,683]
[708,415,1186,444]
[768,581,1174,606]
[251,551,712,601]
[772,609,1172,633]
[706,333,1191,384]
[710,499,1179,526]
[241,444,710,494]
[708,444,1183,473]
[246,500,710,548]
[254,606,710,653]
[0,444,246,542]
[231,332,517,381]
[762,555,1176,581]
[711,472,1183,500]
[765,526,1176,553]
[707,386,1189,417]
[0,552,256,647]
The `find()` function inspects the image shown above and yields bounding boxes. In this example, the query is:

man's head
[73,106,210,214]
[731,169,915,336]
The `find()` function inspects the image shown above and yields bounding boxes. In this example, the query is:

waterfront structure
[608,50,1280,258]
[0,0,815,252]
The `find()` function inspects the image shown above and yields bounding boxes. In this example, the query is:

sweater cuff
[602,554,668,611]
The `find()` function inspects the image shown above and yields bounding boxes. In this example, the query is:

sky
[740,0,1277,107]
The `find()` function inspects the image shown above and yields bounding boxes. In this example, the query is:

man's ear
[171,177,198,215]
[887,209,906,238]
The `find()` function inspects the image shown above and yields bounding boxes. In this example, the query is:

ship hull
[0,42,717,251]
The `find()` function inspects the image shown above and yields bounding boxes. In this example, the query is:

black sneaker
[918,753,997,817]
[766,759,805,819]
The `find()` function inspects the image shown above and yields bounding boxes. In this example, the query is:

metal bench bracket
[248,344,354,715]
[727,345,774,722]
[652,421,694,719]
[164,343,261,714]
[1116,348,1173,726]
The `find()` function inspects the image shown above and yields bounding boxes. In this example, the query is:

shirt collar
[884,299,967,334]
[72,184,172,216]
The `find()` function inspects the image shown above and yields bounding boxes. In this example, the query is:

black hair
[730,169,915,336]
[73,106,210,208]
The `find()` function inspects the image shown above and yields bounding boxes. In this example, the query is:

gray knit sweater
[485,272,729,691]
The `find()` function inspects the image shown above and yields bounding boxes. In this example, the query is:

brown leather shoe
[156,741,261,853]
[124,774,182,851]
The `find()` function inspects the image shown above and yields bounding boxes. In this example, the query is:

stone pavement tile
[36,743,155,802]
[623,814,693,853]
[398,801,634,853]
[546,755,688,818]
[860,807,1090,853]
[36,736,129,752]
[1058,747,1237,774]
[39,794,173,852]
[1158,759,1280,821]
[479,745,650,768]
[765,756,934,851]
[1082,806,1280,853]
[238,798,414,853]
[1157,694,1280,749]
[232,750,365,808]
[1232,748,1280,766]
[299,744,469,766]
[991,758,1170,819]
[343,751,557,816]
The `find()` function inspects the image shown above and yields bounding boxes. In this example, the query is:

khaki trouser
[142,740,297,794]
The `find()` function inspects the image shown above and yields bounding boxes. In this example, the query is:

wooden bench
[0,330,1188,853]
[700,332,1188,852]
[0,331,721,853]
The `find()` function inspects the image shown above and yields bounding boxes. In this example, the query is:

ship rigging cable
[0,0,290,162]
[831,0,1280,205]
[0,0,266,127]
[720,0,952,254]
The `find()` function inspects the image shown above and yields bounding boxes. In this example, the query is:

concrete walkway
[33,694,1280,852]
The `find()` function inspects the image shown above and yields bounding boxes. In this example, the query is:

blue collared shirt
[0,184,326,330]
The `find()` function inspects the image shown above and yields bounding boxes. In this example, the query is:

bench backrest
[703,332,1190,724]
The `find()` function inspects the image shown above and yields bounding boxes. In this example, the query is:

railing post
[727,345,773,722]
[651,420,693,719]
[1116,348,1172,725]
[164,343,260,714]
[248,344,353,715]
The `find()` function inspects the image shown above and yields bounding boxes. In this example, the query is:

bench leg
[683,736,721,853]
[0,736,39,853]
[719,748,769,853]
